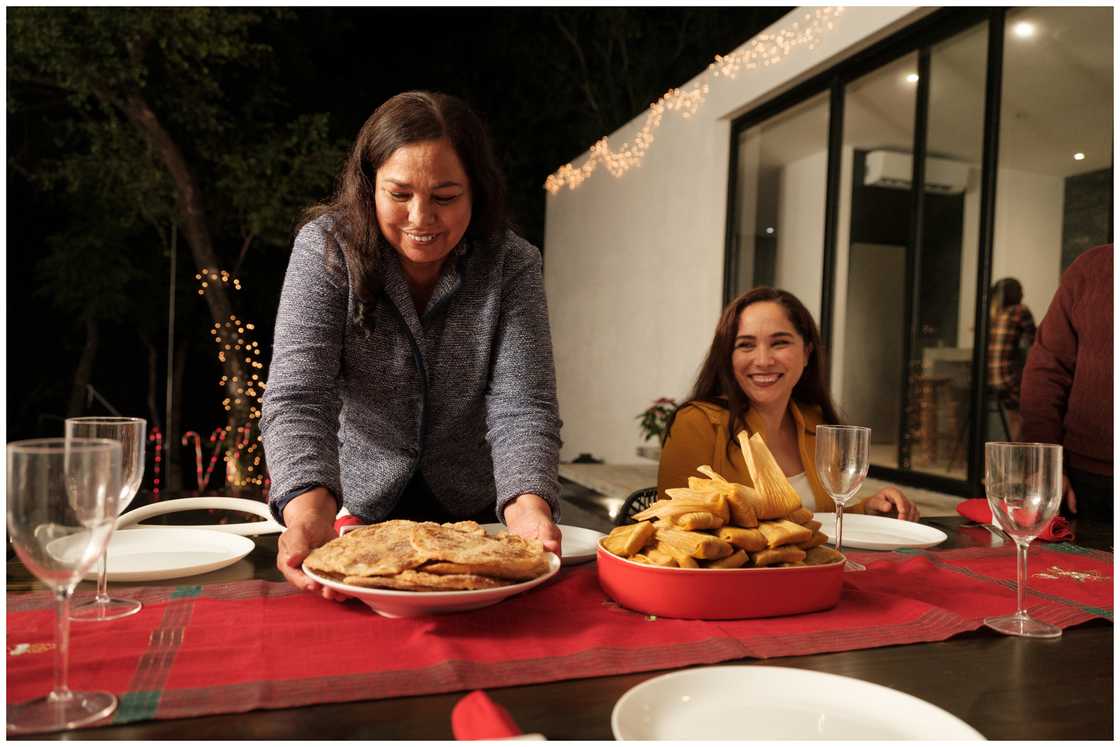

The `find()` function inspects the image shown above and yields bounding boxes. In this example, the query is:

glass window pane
[832,53,918,471]
[730,92,830,319]
[988,6,1113,442]
[912,21,989,479]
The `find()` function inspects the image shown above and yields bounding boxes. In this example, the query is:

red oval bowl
[596,540,844,620]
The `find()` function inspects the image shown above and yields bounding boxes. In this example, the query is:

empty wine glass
[983,441,1063,639]
[7,437,121,733]
[66,417,146,621]
[815,425,870,572]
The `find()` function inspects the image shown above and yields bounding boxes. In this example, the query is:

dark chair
[615,486,659,526]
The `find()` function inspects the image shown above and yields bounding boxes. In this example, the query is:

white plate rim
[64,527,255,582]
[302,552,560,601]
[812,512,947,550]
[116,496,284,536]
[481,523,606,566]
[611,665,985,740]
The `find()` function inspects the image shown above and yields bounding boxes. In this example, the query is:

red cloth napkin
[956,498,1074,542]
[451,690,523,740]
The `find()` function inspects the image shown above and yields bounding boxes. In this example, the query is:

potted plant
[636,397,677,460]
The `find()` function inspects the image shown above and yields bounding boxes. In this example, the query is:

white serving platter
[611,665,984,740]
[52,527,256,582]
[482,523,605,566]
[813,512,948,551]
[303,554,560,619]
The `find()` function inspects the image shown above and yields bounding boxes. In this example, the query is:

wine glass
[7,437,121,732]
[983,441,1063,639]
[815,425,871,572]
[65,417,146,621]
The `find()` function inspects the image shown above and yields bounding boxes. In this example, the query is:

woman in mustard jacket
[658,287,919,520]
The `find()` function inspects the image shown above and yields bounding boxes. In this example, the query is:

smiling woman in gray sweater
[261,91,562,598]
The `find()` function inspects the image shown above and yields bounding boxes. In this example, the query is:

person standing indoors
[658,287,919,521]
[986,277,1036,439]
[1019,244,1113,524]
[261,91,563,599]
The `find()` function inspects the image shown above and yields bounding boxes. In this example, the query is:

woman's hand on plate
[503,493,563,558]
[279,487,348,601]
[864,486,921,522]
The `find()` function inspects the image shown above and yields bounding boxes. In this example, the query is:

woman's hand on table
[279,488,348,601]
[864,486,921,522]
[503,493,562,558]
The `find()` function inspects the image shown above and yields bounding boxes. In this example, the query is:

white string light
[544,7,845,193]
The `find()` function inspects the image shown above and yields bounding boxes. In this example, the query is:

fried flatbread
[342,569,510,591]
[305,520,427,577]
[410,521,548,579]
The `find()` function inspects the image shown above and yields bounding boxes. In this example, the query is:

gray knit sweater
[260,218,562,525]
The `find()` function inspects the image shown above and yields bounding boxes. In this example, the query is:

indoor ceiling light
[905,73,919,84]
[1012,21,1036,39]
[1074,152,1086,161]
[765,227,775,235]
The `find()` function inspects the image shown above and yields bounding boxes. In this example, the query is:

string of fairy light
[196,267,269,494]
[544,7,845,194]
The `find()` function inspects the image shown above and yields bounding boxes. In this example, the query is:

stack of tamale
[602,431,844,568]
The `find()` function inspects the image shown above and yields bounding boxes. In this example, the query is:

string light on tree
[195,268,269,494]
[544,7,844,194]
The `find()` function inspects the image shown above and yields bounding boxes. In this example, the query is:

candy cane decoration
[181,431,203,493]
[148,426,163,501]
[200,426,227,493]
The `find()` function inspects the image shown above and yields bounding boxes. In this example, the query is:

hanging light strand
[544,7,844,194]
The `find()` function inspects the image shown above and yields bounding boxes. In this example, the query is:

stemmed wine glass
[983,441,1064,639]
[815,425,871,572]
[7,438,121,732]
[65,417,146,621]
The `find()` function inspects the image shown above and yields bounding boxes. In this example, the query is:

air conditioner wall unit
[864,150,970,194]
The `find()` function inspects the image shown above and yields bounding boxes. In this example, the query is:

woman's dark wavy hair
[669,287,841,459]
[300,91,508,325]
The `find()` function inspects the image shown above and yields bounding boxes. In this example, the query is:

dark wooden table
[8,507,1112,741]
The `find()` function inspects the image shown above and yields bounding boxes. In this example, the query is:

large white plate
[611,665,984,740]
[481,523,605,566]
[303,554,560,618]
[50,528,256,582]
[813,512,947,551]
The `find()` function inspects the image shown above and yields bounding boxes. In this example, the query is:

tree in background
[8,7,344,493]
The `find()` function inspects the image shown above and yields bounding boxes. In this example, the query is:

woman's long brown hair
[668,287,841,458]
[299,91,507,328]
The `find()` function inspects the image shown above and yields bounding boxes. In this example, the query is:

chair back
[615,486,658,526]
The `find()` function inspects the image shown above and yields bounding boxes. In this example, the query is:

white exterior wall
[543,7,926,464]
[991,168,1064,316]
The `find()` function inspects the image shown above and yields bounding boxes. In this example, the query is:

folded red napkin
[451,690,523,740]
[956,498,1074,542]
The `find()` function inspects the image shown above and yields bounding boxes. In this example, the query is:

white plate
[611,665,984,740]
[481,523,606,566]
[813,512,947,551]
[303,554,560,618]
[117,497,284,536]
[50,528,256,582]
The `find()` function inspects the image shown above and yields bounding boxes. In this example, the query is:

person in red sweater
[1019,244,1113,523]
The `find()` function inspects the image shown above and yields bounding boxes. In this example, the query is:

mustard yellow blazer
[656,400,868,514]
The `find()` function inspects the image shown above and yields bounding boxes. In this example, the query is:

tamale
[797,531,828,550]
[804,545,844,565]
[633,495,729,524]
[673,511,726,530]
[724,484,761,527]
[653,541,699,568]
[602,521,656,557]
[736,431,803,519]
[787,506,814,524]
[716,525,767,552]
[757,519,814,548]
[644,546,680,567]
[707,549,749,568]
[752,546,807,566]
[655,527,734,560]
[802,519,822,533]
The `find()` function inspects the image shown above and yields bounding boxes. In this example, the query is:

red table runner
[7,543,1112,730]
